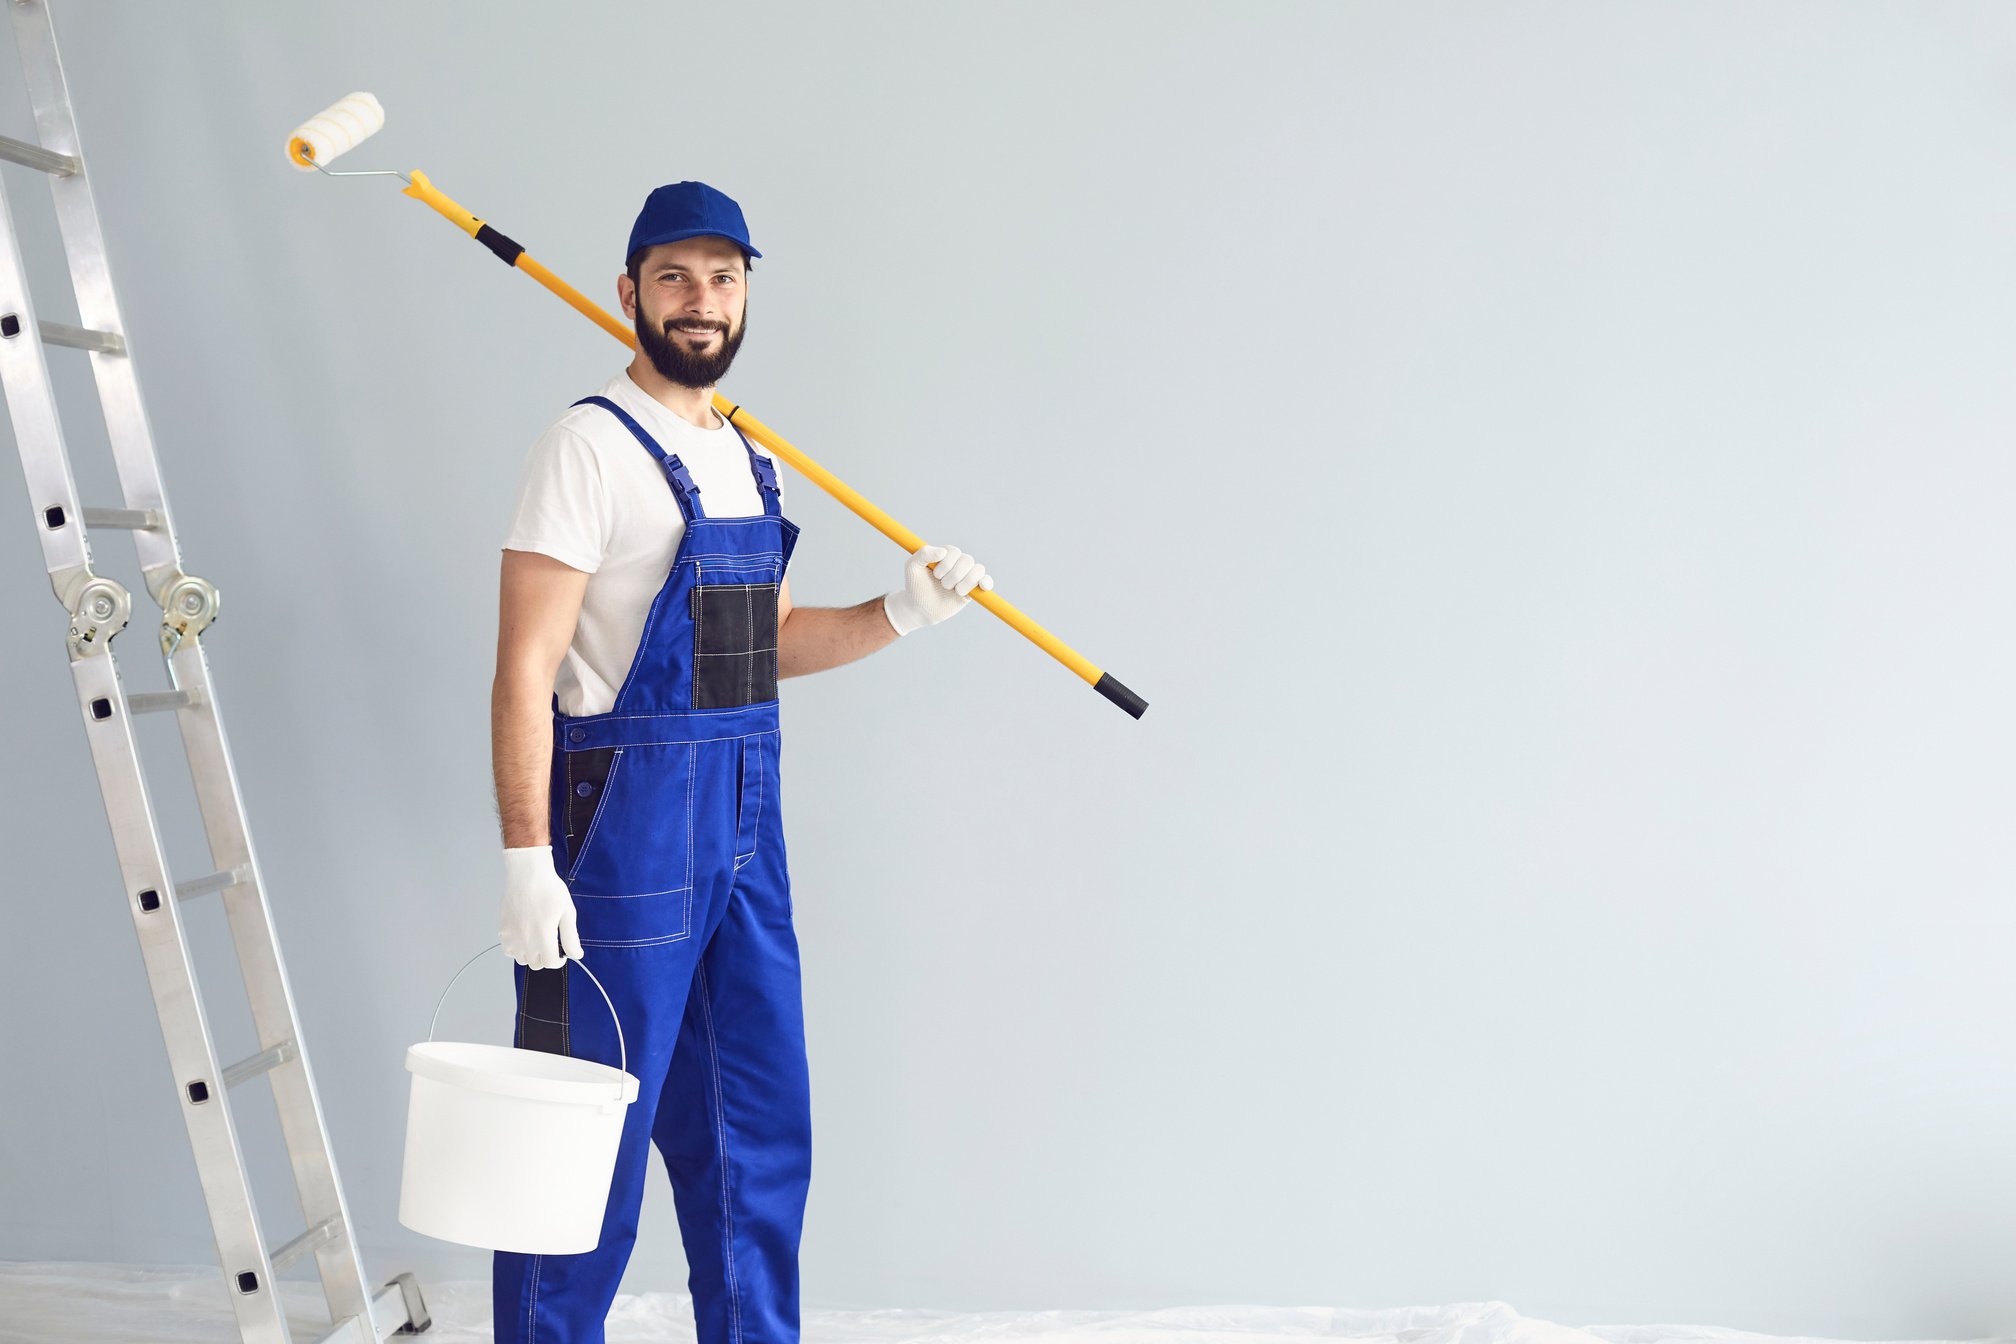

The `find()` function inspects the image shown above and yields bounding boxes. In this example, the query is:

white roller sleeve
[285,92,385,171]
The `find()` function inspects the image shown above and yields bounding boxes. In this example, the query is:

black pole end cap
[1093,672,1148,719]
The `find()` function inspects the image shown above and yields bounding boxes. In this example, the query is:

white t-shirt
[502,368,787,716]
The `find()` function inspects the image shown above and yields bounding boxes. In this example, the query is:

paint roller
[285,94,1149,720]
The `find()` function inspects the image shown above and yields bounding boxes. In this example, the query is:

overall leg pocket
[731,734,767,869]
[560,745,621,879]
[563,741,698,947]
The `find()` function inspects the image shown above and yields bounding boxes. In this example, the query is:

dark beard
[635,304,747,389]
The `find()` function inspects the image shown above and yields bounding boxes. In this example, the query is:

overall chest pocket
[562,741,697,947]
[691,581,780,708]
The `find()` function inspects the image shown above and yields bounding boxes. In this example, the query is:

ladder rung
[40,318,125,354]
[222,1037,297,1090]
[268,1213,342,1272]
[0,132,79,176]
[127,688,201,714]
[81,506,164,531]
[174,864,248,900]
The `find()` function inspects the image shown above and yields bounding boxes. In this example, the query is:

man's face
[624,238,749,389]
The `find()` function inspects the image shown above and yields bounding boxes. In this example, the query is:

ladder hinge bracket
[50,564,131,660]
[149,570,221,655]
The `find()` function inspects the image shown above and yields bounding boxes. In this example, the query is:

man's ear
[617,273,634,321]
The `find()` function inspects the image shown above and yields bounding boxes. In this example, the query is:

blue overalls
[494,394,809,1344]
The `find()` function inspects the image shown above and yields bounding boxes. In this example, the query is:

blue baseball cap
[626,181,761,267]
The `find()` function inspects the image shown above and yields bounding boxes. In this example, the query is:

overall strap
[571,395,705,520]
[724,407,782,518]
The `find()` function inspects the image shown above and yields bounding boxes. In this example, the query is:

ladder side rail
[170,639,381,1331]
[0,163,289,1344]
[10,0,182,590]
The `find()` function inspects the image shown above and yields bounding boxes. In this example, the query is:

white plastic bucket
[397,943,640,1254]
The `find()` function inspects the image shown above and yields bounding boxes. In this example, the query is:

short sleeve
[502,425,609,573]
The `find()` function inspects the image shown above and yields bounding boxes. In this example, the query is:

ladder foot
[387,1271,432,1334]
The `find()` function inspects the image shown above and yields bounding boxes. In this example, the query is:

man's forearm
[778,596,901,679]
[492,671,554,848]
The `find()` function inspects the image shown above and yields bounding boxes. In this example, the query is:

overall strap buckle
[748,450,781,496]
[726,406,781,498]
[663,455,703,511]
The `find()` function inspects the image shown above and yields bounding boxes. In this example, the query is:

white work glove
[500,846,582,970]
[882,544,994,637]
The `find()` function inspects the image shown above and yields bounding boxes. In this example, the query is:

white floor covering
[0,1262,2003,1344]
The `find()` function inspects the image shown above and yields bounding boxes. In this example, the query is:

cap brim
[629,228,761,261]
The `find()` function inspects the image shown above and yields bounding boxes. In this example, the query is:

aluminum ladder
[0,2,429,1338]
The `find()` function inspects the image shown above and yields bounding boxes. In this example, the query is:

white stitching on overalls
[743,584,754,704]
[573,884,695,899]
[571,728,779,749]
[695,958,744,1344]
[582,706,780,721]
[580,931,692,947]
[580,932,692,947]
[528,1253,542,1341]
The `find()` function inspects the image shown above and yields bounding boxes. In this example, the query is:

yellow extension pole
[399,169,1147,719]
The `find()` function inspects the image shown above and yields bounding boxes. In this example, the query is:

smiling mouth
[672,325,719,337]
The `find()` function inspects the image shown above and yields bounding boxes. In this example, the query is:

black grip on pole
[1093,672,1147,719]
[474,222,525,266]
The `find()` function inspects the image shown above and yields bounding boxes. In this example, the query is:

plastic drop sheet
[0,1262,1998,1344]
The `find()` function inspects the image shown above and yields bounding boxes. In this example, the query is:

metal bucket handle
[427,942,626,1081]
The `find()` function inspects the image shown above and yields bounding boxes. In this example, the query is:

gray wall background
[3,1,2014,1335]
